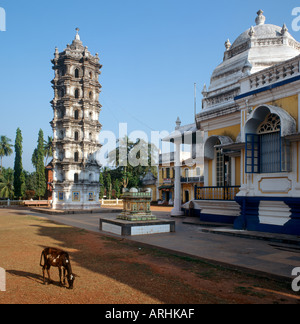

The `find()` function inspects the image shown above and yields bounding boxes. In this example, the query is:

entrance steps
[183,200,241,224]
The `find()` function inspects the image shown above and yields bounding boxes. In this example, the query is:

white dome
[207,10,300,94]
[231,24,296,49]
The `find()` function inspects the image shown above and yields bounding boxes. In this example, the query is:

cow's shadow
[6,270,63,287]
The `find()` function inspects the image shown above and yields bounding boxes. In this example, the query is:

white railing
[240,56,300,94]
[101,199,123,206]
[0,200,25,206]
[0,200,51,207]
[0,199,123,207]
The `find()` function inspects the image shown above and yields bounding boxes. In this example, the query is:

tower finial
[75,27,80,41]
[255,10,266,26]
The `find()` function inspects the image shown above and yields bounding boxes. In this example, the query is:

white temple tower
[50,28,102,210]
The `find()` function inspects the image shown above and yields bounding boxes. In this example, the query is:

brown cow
[40,247,77,289]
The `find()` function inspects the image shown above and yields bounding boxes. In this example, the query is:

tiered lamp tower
[50,28,102,210]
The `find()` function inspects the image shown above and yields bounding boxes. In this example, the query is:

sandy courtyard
[0,208,299,304]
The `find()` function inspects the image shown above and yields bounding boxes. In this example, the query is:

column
[156,165,160,202]
[171,139,184,216]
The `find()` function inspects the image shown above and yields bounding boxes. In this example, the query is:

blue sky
[1,0,300,171]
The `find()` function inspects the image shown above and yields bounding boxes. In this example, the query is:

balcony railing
[181,176,203,183]
[195,186,240,201]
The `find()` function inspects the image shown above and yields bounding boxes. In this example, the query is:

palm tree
[44,136,53,166]
[0,169,14,199]
[0,136,13,174]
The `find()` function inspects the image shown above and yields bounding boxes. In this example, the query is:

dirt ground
[0,208,299,304]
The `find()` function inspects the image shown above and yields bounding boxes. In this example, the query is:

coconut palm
[0,168,14,199]
[0,136,13,174]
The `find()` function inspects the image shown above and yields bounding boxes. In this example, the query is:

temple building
[50,29,102,210]
[170,10,300,235]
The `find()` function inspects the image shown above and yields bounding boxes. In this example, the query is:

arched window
[74,152,79,162]
[74,131,79,141]
[89,91,93,100]
[74,110,79,120]
[75,89,79,99]
[74,173,79,183]
[75,68,79,78]
[246,113,289,173]
[258,114,281,173]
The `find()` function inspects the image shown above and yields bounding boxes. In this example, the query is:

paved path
[25,208,300,282]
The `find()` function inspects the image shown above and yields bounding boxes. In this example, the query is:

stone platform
[99,217,175,236]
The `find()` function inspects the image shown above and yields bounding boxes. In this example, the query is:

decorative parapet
[239,55,300,94]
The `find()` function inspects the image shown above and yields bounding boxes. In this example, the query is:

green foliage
[0,135,13,174]
[99,172,105,199]
[13,128,25,199]
[1,128,52,201]
[100,136,158,198]
[114,179,121,199]
[0,168,14,199]
[34,129,46,199]
[44,136,53,166]
[31,148,38,169]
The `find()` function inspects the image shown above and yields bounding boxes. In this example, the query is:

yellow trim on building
[262,95,298,129]
[208,124,241,141]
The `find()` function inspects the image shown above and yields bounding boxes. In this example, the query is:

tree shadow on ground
[28,220,207,304]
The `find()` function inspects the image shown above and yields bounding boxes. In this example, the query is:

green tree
[114,179,121,199]
[44,136,53,166]
[13,128,25,199]
[35,129,46,200]
[99,172,105,199]
[31,148,38,169]
[24,171,36,200]
[106,173,112,199]
[0,136,13,174]
[0,168,14,199]
[107,136,158,189]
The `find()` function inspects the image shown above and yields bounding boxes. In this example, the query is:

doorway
[185,190,190,203]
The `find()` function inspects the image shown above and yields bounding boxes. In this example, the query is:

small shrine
[99,187,175,236]
[118,188,156,221]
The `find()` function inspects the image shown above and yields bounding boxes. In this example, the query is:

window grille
[260,132,281,173]
[245,113,290,174]
[258,114,280,134]
[216,147,224,186]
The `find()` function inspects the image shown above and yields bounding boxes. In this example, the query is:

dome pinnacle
[255,10,266,26]
[75,27,80,41]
